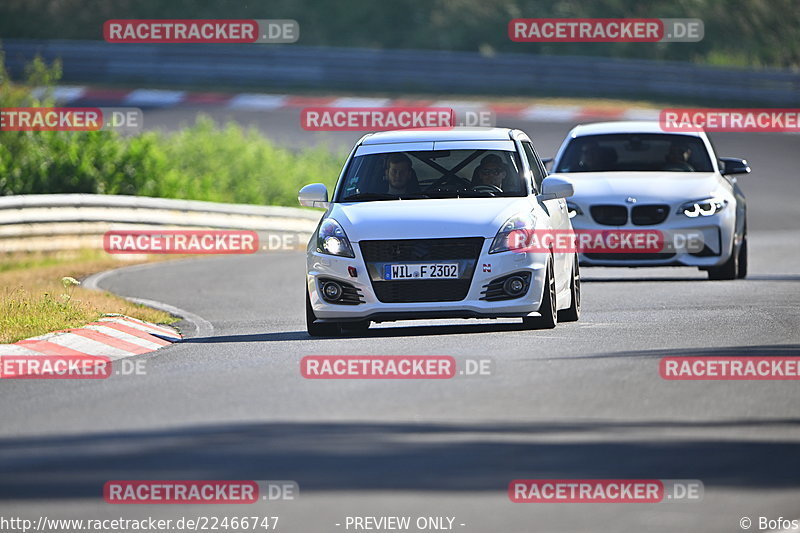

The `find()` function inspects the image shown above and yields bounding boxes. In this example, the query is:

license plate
[384,263,459,280]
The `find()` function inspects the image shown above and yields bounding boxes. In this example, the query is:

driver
[580,144,604,171]
[384,153,417,194]
[474,154,508,190]
[663,144,694,171]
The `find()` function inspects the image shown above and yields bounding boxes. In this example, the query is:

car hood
[550,171,723,205]
[329,197,533,240]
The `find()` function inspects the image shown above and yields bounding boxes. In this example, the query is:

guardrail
[0,194,321,252]
[4,39,799,106]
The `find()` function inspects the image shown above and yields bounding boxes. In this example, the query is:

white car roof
[568,121,705,138]
[361,127,514,145]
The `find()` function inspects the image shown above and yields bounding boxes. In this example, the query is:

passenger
[474,154,508,189]
[579,144,616,171]
[581,144,602,171]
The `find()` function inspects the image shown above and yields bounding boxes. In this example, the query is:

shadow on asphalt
[540,343,800,361]
[1,417,799,500]
[583,274,800,282]
[180,320,557,343]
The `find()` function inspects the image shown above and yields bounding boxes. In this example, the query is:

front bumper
[307,239,549,322]
[572,211,735,268]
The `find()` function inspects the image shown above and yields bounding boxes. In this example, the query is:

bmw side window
[522,142,545,192]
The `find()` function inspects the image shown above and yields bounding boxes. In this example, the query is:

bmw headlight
[566,201,583,219]
[316,218,355,257]
[489,213,536,254]
[679,197,728,218]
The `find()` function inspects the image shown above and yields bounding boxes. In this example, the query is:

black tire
[341,320,371,333]
[557,255,581,322]
[708,239,738,280]
[736,233,748,279]
[523,260,557,329]
[306,289,341,337]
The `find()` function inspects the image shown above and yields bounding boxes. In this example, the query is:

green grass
[0,250,178,344]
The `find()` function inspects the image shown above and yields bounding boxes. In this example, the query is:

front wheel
[736,233,748,279]
[306,289,341,337]
[708,240,739,280]
[522,261,557,329]
[557,255,581,322]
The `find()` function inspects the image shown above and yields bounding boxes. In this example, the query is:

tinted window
[555,134,714,173]
[336,149,526,201]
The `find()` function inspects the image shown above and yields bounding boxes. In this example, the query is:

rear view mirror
[625,139,650,152]
[415,150,451,159]
[298,183,330,208]
[538,176,574,200]
[719,157,751,176]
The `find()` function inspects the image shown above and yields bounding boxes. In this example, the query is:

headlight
[679,197,728,218]
[566,201,583,219]
[489,213,536,254]
[316,218,355,258]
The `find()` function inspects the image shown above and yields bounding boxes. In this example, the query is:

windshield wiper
[424,190,455,198]
[341,193,431,202]
[341,193,398,202]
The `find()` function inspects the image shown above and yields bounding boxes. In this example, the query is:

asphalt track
[1,107,799,532]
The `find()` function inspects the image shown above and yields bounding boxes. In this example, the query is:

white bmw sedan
[299,128,580,336]
[549,121,749,280]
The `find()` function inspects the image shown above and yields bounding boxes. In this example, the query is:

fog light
[321,281,343,301]
[503,275,526,296]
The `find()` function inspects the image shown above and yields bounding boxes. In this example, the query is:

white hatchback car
[549,121,749,280]
[300,128,580,336]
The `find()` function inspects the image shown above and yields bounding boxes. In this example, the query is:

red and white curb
[0,315,181,359]
[35,85,661,122]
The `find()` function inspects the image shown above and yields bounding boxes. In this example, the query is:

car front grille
[359,238,484,262]
[359,238,483,303]
[589,204,672,226]
[631,204,670,225]
[590,205,628,226]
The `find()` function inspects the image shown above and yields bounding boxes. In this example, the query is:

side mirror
[538,176,574,200]
[719,157,751,176]
[298,183,330,208]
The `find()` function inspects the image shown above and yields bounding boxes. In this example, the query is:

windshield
[555,133,714,173]
[335,149,527,202]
